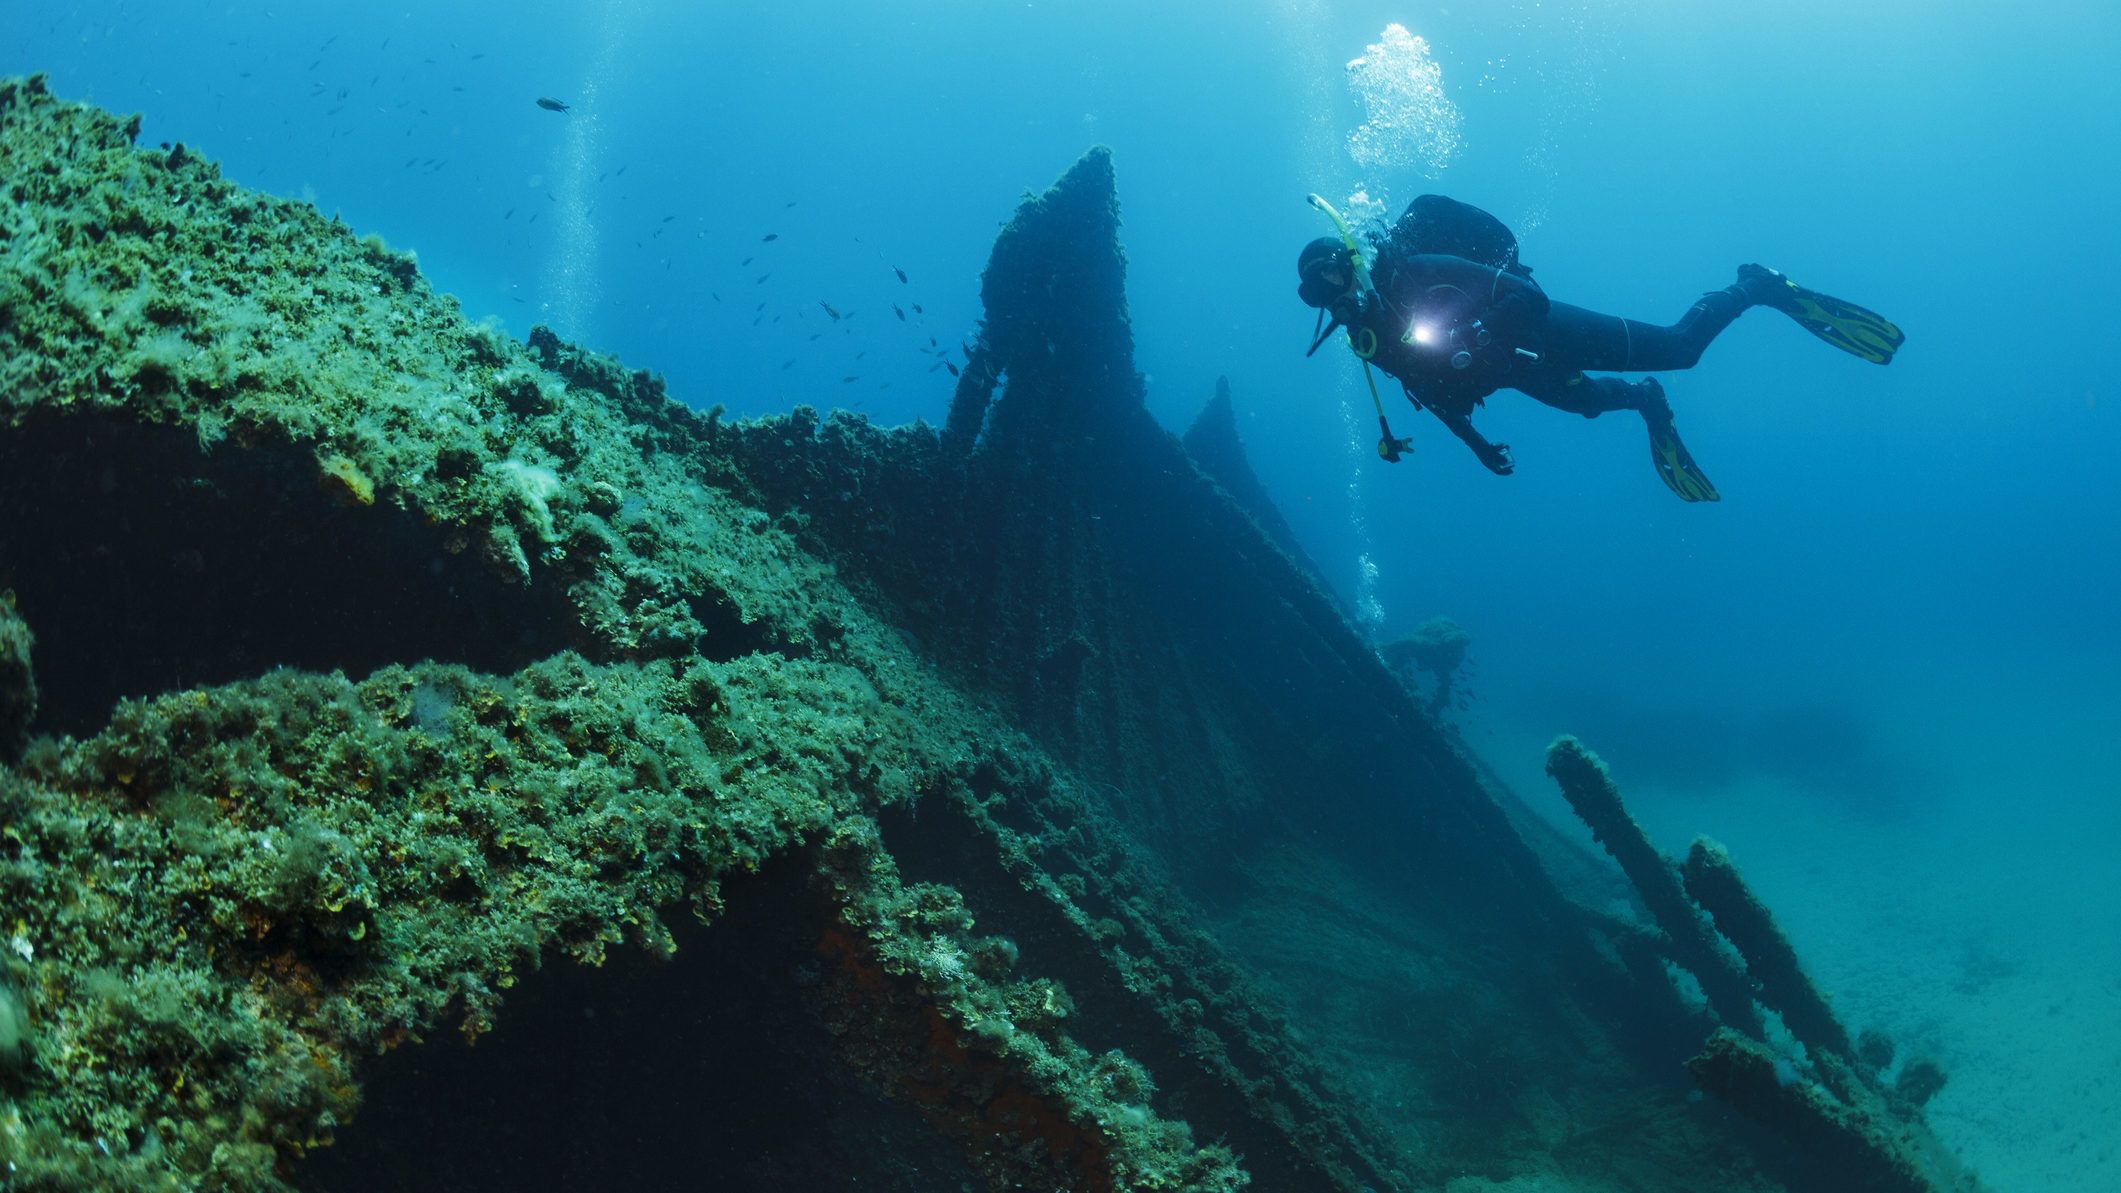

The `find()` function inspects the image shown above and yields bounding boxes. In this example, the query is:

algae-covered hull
[0,75,1970,1192]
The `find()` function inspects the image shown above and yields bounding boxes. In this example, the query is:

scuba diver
[1295,194,1904,501]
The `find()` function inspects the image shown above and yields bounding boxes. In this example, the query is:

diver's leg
[1515,365,1718,500]
[1541,282,1760,373]
[1514,359,1663,419]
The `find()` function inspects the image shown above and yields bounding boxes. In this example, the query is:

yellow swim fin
[1645,409,1719,503]
[1740,264,1904,365]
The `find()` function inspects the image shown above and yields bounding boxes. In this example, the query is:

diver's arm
[1483,264,1549,339]
[1427,403,1515,476]
[1391,253,1550,342]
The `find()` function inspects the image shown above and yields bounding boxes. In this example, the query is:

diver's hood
[1295,236,1351,309]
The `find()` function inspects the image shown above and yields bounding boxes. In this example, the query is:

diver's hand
[1433,406,1514,475]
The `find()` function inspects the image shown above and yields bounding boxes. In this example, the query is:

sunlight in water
[545,0,635,338]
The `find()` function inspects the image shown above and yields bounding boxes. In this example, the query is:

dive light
[1408,316,1540,369]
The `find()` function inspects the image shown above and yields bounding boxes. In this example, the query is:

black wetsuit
[1351,247,1757,472]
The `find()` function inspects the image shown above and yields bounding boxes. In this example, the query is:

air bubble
[1345,24,1463,178]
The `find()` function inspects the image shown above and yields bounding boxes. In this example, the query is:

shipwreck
[0,75,1975,1192]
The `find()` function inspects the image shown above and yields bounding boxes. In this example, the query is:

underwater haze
[7,0,2119,1188]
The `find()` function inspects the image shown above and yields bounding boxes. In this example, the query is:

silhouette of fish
[535,97,569,112]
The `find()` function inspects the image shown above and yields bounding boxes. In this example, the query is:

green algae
[0,653,921,1184]
[0,73,833,661]
[0,75,1313,1191]
[0,594,32,763]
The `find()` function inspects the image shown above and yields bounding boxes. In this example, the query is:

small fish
[808,333,821,341]
[929,361,944,373]
[742,257,753,266]
[912,304,923,314]
[929,337,938,347]
[841,375,858,383]
[894,267,908,284]
[784,200,797,208]
[945,361,960,377]
[762,233,778,242]
[661,215,676,223]
[756,274,770,284]
[892,305,905,321]
[536,97,570,112]
[503,207,514,220]
[711,292,721,302]
[782,359,796,370]
[820,301,840,320]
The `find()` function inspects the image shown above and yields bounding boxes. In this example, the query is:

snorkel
[1307,194,1374,293]
[1302,194,1375,356]
[1303,194,1412,462]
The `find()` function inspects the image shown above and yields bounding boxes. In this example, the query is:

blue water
[9,1,2119,1186]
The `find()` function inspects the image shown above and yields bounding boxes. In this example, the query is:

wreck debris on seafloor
[1547,738,1978,1193]
[0,73,1975,1192]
